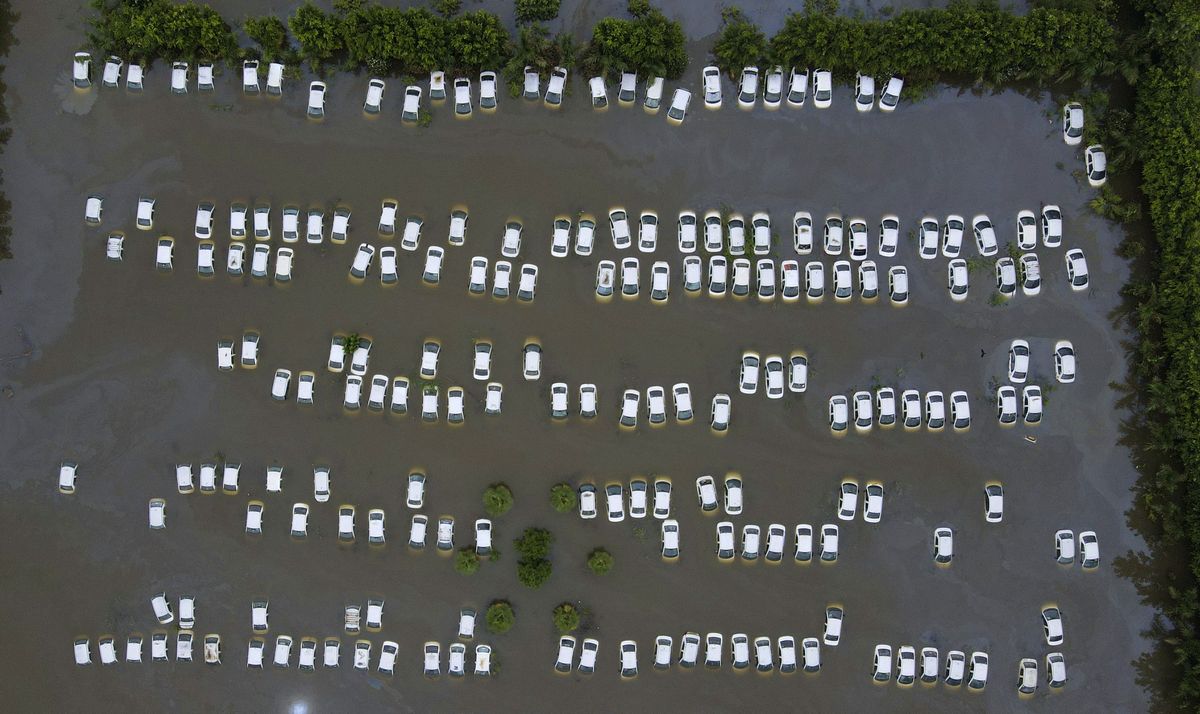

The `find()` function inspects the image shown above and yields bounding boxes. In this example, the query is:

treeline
[85,0,687,81]
[1124,0,1200,707]
[712,0,1117,88]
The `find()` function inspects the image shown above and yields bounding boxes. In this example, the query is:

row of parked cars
[555,632,826,676]
[161,461,404,503]
[131,236,299,279]
[245,636,493,675]
[597,256,910,304]
[74,632,222,665]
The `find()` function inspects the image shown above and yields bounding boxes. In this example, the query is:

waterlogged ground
[0,1,1147,712]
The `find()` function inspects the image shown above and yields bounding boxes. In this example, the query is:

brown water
[0,1,1148,712]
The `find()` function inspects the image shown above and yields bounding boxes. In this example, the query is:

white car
[72,52,92,88]
[677,211,698,253]
[545,66,567,106]
[667,89,691,122]
[824,215,843,255]
[274,248,294,282]
[654,636,673,669]
[765,524,786,562]
[661,519,680,559]
[793,212,813,253]
[517,263,538,301]
[702,65,722,107]
[196,241,216,276]
[479,70,497,109]
[972,214,998,256]
[575,217,596,256]
[848,219,869,260]
[765,355,785,398]
[917,216,938,259]
[84,195,103,225]
[1054,340,1076,383]
[402,216,423,251]
[1085,144,1107,186]
[703,210,723,252]
[523,342,542,380]
[751,212,771,255]
[934,527,954,563]
[1062,102,1084,145]
[409,514,429,548]
[349,338,372,377]
[343,375,363,410]
[551,382,569,419]
[672,383,693,421]
[551,217,571,257]
[873,644,893,682]
[863,483,884,523]
[648,388,667,427]
[175,463,194,494]
[1065,248,1090,290]
[728,215,746,255]
[951,390,971,429]
[888,266,909,304]
[925,391,946,430]
[606,484,625,522]
[731,634,751,669]
[501,221,523,258]
[447,386,465,423]
[858,261,879,299]
[621,257,640,296]
[1020,253,1041,295]
[493,260,513,298]
[738,66,759,107]
[1047,652,1068,688]
[589,76,607,108]
[578,483,598,519]
[423,246,445,284]
[705,633,724,667]
[620,641,638,678]
[696,475,719,512]
[1042,204,1063,247]
[781,260,801,300]
[1016,210,1037,250]
[716,522,735,560]
[709,255,729,296]
[330,208,351,244]
[984,484,1004,523]
[813,68,832,108]
[271,369,292,401]
[522,66,539,99]
[367,374,389,411]
[829,395,849,432]
[337,506,356,541]
[711,393,731,432]
[454,77,472,115]
[878,215,899,257]
[739,351,760,394]
[609,209,631,250]
[821,524,839,561]
[723,475,744,515]
[577,639,597,674]
[823,607,843,645]
[948,258,969,301]
[106,232,124,262]
[833,260,852,300]
[154,237,174,271]
[854,74,874,111]
[305,209,325,245]
[680,633,701,668]
[837,481,858,521]
[1080,530,1100,568]
[168,60,187,93]
[475,519,493,556]
[805,261,825,300]
[239,332,260,368]
[629,479,648,518]
[787,67,808,106]
[942,214,965,257]
[307,81,326,117]
[555,636,576,673]
[800,637,819,672]
[401,85,422,122]
[653,479,672,519]
[378,641,399,675]
[648,261,670,301]
[1043,607,1065,646]
[1009,339,1031,382]
[467,256,489,294]
[997,385,1018,424]
[879,76,903,111]
[151,592,174,624]
[969,652,989,690]
[734,257,754,295]
[250,244,271,278]
[763,66,783,106]
[1023,385,1043,424]
[580,384,598,418]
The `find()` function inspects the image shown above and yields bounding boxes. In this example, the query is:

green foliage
[552,602,580,633]
[244,16,289,62]
[289,1,342,70]
[343,333,361,355]
[712,7,767,79]
[435,0,462,17]
[550,483,577,512]
[485,601,515,634]
[514,527,554,558]
[515,0,560,23]
[582,2,687,79]
[448,10,513,72]
[587,548,613,574]
[87,0,238,63]
[454,547,480,575]
[1089,184,1142,223]
[517,557,552,588]
[483,483,514,516]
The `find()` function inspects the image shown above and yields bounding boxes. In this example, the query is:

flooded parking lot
[0,1,1151,712]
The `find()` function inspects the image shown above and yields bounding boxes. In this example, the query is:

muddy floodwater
[0,2,1150,712]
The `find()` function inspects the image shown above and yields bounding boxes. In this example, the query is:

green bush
[712,7,767,78]
[517,558,552,588]
[87,0,238,63]
[587,548,613,575]
[514,527,554,559]
[515,0,560,23]
[455,547,480,575]
[483,483,514,516]
[288,1,342,70]
[485,601,515,634]
[582,2,687,79]
[550,483,577,512]
[244,16,289,61]
[552,602,580,633]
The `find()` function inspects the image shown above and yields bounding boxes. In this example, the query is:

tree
[486,601,515,634]
[549,483,577,512]
[514,527,554,559]
[552,603,580,633]
[289,1,344,70]
[455,547,480,575]
[448,10,513,73]
[587,548,613,575]
[515,0,560,24]
[244,16,289,61]
[483,483,514,516]
[435,0,462,17]
[582,2,687,79]
[712,7,766,79]
[517,557,552,588]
